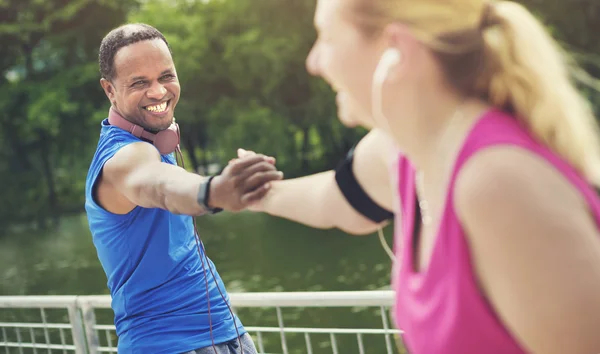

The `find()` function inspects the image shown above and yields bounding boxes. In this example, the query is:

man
[85,23,278,354]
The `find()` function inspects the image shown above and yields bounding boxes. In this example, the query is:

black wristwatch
[197,175,223,214]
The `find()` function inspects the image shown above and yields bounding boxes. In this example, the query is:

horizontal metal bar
[0,322,71,329]
[93,325,114,330]
[2,342,76,350]
[230,290,394,308]
[74,291,394,309]
[0,296,78,308]
[90,325,401,336]
[75,296,110,309]
[244,326,402,335]
[1,291,395,309]
[96,346,118,353]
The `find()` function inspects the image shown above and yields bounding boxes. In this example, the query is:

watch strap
[199,175,223,214]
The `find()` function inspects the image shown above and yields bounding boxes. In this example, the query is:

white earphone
[372,48,403,264]
[373,48,402,85]
[371,48,402,131]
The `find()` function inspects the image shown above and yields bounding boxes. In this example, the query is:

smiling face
[306,0,386,129]
[100,38,180,132]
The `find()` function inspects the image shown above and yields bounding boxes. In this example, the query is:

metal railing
[0,296,87,353]
[0,290,402,354]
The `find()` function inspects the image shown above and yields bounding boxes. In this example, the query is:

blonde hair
[349,0,600,184]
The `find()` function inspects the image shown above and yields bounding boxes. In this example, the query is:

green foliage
[0,0,598,230]
[0,0,138,229]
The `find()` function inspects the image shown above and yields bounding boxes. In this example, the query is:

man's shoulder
[95,120,173,163]
[97,119,140,147]
[85,121,140,195]
[88,121,144,167]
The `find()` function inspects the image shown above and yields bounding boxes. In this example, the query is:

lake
[0,212,401,353]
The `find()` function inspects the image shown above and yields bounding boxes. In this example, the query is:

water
[0,212,400,353]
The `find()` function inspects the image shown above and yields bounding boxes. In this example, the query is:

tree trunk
[39,133,59,226]
[183,135,199,172]
[200,139,209,174]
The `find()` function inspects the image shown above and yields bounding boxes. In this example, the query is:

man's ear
[100,78,116,105]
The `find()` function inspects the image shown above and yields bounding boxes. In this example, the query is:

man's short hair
[99,23,171,81]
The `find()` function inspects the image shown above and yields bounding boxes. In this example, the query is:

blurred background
[0,0,599,353]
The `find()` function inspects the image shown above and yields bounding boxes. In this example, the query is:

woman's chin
[338,114,359,128]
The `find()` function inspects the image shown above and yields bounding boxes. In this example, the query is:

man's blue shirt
[84,119,245,353]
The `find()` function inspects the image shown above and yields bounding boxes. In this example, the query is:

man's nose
[147,82,167,99]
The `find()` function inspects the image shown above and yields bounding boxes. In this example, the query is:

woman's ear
[380,22,425,83]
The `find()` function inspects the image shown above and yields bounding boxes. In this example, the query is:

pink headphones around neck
[108,107,180,155]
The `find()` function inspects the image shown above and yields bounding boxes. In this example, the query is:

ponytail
[476,1,600,184]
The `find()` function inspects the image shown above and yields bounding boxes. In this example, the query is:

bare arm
[456,147,600,354]
[255,129,396,235]
[97,142,282,215]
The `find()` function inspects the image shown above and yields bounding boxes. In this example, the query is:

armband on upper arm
[334,146,394,223]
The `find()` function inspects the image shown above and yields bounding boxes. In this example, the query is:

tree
[0,0,138,228]
[0,0,598,230]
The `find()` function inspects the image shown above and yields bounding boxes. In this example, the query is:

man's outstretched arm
[96,142,283,215]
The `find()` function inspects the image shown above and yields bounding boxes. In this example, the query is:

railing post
[275,307,288,354]
[67,301,88,354]
[380,306,393,354]
[78,299,100,354]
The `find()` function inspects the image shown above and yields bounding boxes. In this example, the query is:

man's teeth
[145,101,168,113]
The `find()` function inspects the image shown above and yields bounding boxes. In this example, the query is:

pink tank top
[391,109,600,354]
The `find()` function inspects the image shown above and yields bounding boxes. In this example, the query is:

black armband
[334,146,394,223]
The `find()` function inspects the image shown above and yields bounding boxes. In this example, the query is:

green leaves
[0,0,598,229]
[0,0,137,228]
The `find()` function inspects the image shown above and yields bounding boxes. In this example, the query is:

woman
[244,0,600,353]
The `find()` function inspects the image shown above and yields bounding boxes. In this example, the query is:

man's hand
[209,153,282,212]
[226,149,279,212]
[235,148,268,160]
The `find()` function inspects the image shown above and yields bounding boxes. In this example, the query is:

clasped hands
[207,148,279,212]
